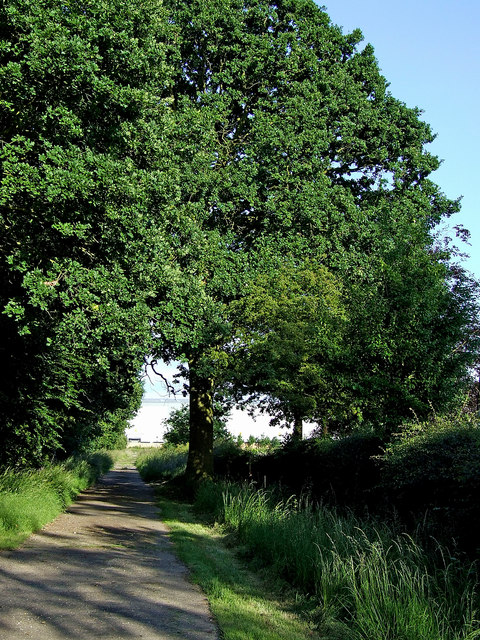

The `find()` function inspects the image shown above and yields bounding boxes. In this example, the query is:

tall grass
[0,452,113,548]
[196,481,480,640]
[135,445,188,482]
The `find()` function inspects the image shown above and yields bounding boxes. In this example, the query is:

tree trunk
[322,420,328,438]
[185,360,214,488]
[292,412,303,441]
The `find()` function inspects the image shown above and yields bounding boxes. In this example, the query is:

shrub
[163,405,233,446]
[250,431,384,508]
[213,435,281,482]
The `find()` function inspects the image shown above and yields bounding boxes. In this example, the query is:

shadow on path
[0,468,219,640]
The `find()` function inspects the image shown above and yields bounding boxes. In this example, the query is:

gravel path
[0,467,219,639]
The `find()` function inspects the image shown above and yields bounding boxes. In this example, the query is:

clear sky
[323,1,480,279]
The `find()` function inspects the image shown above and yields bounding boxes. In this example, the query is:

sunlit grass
[109,447,141,468]
[203,482,480,640]
[155,496,320,640]
[0,452,113,549]
[135,445,188,481]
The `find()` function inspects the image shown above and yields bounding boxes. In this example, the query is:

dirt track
[0,467,219,639]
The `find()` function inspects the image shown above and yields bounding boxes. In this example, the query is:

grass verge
[155,493,320,640]
[138,447,480,640]
[135,445,188,481]
[0,451,114,549]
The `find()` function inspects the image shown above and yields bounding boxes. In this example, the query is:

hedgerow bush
[213,435,281,481]
[211,414,480,551]
[141,410,480,552]
[245,432,385,510]
[380,412,480,549]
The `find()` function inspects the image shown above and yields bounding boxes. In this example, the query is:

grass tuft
[214,483,480,640]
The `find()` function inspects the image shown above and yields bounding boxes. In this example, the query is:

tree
[3,0,476,476]
[335,211,480,434]
[0,0,173,464]
[152,0,477,485]
[229,261,348,440]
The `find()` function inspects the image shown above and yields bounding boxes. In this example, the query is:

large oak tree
[1,0,477,477]
[152,0,478,485]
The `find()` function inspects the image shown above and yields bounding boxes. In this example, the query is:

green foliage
[0,0,173,464]
[152,0,480,483]
[1,0,478,472]
[382,411,480,488]
[246,434,281,453]
[341,254,480,433]
[380,411,480,548]
[0,452,113,548]
[214,413,480,552]
[213,435,282,482]
[247,432,384,508]
[162,406,190,446]
[163,404,233,446]
[231,262,348,431]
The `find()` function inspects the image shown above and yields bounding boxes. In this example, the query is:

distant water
[126,398,290,443]
[131,364,315,442]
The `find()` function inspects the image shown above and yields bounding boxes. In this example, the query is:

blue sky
[323,1,480,279]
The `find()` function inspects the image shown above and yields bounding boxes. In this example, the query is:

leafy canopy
[0,0,173,464]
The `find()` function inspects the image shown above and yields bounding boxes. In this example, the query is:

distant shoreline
[141,397,189,405]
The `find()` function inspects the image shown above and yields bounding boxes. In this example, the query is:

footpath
[0,466,219,640]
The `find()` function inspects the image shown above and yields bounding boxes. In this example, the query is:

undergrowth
[136,444,480,638]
